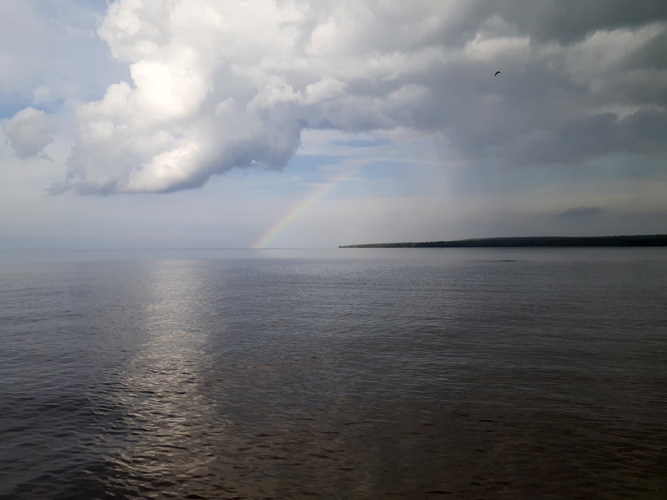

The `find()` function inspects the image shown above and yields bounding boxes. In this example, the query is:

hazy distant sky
[2,0,666,248]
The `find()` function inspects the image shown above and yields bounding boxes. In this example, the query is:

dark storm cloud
[414,1,667,167]
[559,207,602,218]
[493,0,667,44]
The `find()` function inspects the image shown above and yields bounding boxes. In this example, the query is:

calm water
[1,248,666,499]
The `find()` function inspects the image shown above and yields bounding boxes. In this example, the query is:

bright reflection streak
[99,257,378,498]
[106,259,227,496]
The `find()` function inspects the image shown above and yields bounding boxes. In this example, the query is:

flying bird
[495,71,501,76]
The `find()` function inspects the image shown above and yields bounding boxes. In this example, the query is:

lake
[1,248,666,499]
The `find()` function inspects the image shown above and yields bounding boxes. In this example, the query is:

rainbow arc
[252,165,362,248]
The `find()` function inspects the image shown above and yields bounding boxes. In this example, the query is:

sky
[1,0,666,249]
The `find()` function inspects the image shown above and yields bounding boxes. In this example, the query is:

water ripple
[1,249,666,499]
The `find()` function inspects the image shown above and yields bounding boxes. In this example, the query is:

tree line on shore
[339,234,667,248]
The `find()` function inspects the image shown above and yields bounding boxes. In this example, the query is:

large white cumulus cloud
[47,0,667,194]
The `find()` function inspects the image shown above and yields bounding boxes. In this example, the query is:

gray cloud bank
[12,0,665,195]
[3,107,54,159]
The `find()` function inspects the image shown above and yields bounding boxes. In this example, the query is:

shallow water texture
[1,248,666,499]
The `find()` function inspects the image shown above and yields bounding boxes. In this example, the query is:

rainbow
[252,165,362,248]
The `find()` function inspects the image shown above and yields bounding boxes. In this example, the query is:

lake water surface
[1,248,666,499]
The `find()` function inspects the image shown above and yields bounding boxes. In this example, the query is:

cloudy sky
[2,0,666,249]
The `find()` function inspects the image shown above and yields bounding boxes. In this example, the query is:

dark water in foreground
[1,248,666,500]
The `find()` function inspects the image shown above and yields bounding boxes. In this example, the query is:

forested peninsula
[339,234,667,248]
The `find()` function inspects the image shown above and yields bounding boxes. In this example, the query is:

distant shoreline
[339,234,667,248]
